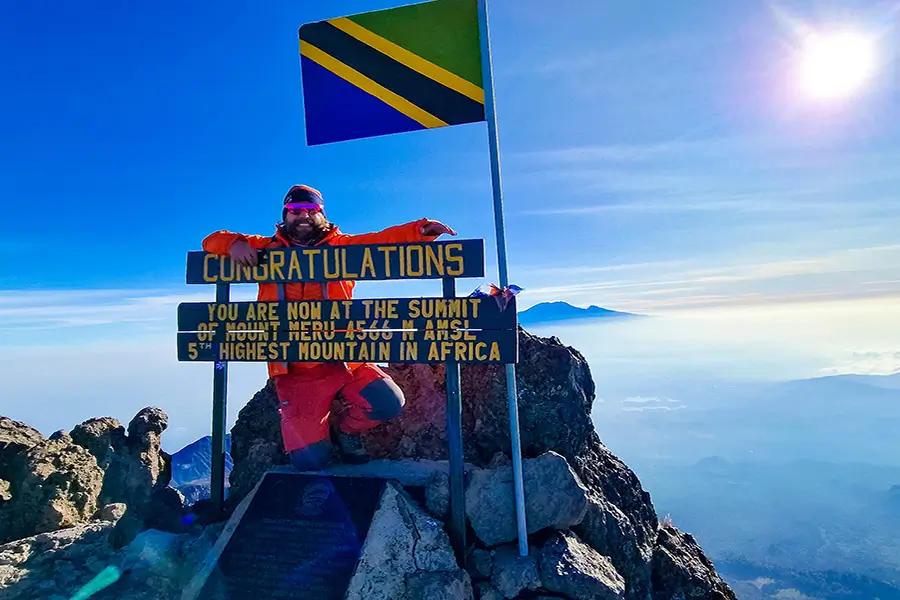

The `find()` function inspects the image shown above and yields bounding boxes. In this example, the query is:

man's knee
[360,377,406,421]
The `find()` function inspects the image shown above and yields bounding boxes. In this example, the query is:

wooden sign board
[186,240,485,284]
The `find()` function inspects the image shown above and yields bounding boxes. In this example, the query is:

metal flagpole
[477,0,528,556]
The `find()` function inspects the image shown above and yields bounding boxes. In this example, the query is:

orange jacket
[202,219,439,377]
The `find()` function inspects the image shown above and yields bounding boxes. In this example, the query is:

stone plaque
[185,472,387,600]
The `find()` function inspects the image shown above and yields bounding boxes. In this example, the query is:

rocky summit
[0,326,737,600]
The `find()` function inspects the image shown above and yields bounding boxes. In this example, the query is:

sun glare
[797,30,877,100]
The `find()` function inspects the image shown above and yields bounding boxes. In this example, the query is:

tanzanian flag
[298,0,486,146]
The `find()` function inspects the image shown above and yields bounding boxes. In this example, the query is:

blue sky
[1,0,898,448]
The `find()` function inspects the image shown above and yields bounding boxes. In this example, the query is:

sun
[797,30,877,100]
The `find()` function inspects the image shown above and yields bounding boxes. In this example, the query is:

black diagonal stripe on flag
[300,21,485,127]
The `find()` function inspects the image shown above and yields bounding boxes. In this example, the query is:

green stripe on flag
[347,0,483,88]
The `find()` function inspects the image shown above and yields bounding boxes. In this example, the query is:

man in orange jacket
[202,185,456,471]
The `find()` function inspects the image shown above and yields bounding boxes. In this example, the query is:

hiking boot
[336,432,369,465]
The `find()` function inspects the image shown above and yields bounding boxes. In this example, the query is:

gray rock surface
[405,569,473,600]
[0,436,104,544]
[345,482,464,600]
[0,520,224,600]
[490,544,541,598]
[97,503,127,522]
[467,548,493,581]
[651,524,737,600]
[466,451,589,547]
[0,418,45,473]
[227,380,287,504]
[474,582,504,600]
[540,531,625,600]
[425,472,450,520]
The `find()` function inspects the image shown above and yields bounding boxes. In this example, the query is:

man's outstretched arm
[332,218,457,246]
[202,230,271,266]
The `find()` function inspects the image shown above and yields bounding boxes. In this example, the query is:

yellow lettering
[341,248,359,279]
[288,252,303,280]
[378,247,396,277]
[475,342,487,361]
[203,255,218,282]
[408,299,420,319]
[361,248,376,278]
[402,319,415,341]
[323,249,339,279]
[406,245,424,277]
[270,250,286,281]
[235,342,246,360]
[246,303,257,321]
[363,300,373,319]
[379,342,390,362]
[441,341,453,361]
[425,244,443,276]
[207,304,216,321]
[252,261,268,281]
[490,342,501,361]
[306,249,321,279]
[330,301,341,320]
[404,341,418,361]
[219,258,234,282]
[470,299,480,319]
[387,300,399,319]
[446,243,464,276]
[343,301,352,319]
[427,342,440,361]
[188,342,198,360]
[455,342,467,361]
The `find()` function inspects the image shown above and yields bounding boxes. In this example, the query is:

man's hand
[421,220,457,237]
[230,239,259,267]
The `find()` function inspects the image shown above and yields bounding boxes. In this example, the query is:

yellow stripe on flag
[330,17,485,105]
[300,40,448,130]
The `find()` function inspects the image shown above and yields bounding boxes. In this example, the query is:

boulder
[0,436,104,544]
[650,524,737,600]
[539,531,625,600]
[0,417,45,475]
[344,481,467,600]
[0,519,225,600]
[405,569,474,600]
[474,582,503,600]
[465,451,588,547]
[490,543,541,598]
[70,408,187,548]
[467,547,493,581]
[227,380,288,504]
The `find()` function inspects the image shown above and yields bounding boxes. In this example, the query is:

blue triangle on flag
[301,56,427,145]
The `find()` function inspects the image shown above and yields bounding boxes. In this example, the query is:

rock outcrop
[0,408,186,548]
[229,327,737,600]
[0,519,223,600]
[0,433,104,544]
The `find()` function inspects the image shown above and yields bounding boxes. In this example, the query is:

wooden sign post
[179,239,518,557]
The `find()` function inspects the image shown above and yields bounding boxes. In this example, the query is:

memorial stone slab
[183,472,387,600]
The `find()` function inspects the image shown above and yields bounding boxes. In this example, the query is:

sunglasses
[285,202,323,215]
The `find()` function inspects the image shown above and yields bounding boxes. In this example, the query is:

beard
[281,216,330,245]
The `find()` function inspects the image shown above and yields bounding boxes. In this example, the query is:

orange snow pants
[275,362,405,469]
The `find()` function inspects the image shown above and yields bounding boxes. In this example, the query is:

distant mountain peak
[518,301,640,325]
